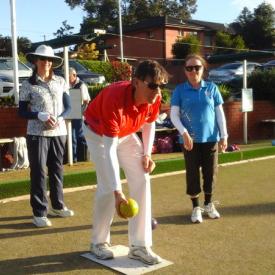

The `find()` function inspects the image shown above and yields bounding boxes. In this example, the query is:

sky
[1,0,274,43]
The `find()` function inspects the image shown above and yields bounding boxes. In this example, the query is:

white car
[208,62,260,84]
[0,58,32,97]
[0,74,14,97]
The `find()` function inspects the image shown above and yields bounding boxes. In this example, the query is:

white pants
[84,125,152,247]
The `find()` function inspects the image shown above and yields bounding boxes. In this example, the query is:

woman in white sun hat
[18,44,74,228]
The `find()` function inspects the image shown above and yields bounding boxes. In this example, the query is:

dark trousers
[26,135,67,217]
[182,142,218,196]
[72,119,86,162]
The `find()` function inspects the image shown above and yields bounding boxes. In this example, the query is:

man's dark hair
[134,60,169,83]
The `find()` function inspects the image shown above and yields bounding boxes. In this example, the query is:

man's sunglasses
[145,82,166,90]
[38,56,53,62]
[185,65,202,72]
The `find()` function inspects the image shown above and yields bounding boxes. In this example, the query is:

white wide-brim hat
[26,44,63,68]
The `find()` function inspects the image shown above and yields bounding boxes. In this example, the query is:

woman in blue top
[170,54,228,223]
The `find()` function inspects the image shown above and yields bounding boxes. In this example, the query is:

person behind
[170,54,228,224]
[83,60,169,265]
[18,45,74,228]
[69,67,90,163]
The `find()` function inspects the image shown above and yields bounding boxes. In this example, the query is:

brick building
[104,16,229,63]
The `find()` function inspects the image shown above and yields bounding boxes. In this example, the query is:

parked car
[54,60,105,85]
[0,58,32,98]
[0,74,14,97]
[257,60,275,71]
[207,62,261,84]
[0,58,32,84]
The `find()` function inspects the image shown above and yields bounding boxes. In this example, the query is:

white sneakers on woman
[33,206,74,227]
[191,202,220,223]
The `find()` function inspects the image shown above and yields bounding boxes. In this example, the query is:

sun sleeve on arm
[215,104,228,138]
[142,122,155,156]
[102,135,122,191]
[170,105,187,135]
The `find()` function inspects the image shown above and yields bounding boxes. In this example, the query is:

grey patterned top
[20,74,69,136]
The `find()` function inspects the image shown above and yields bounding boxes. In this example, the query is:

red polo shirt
[84,81,161,138]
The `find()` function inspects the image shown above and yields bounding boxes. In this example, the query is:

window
[204,35,212,46]
[178,29,184,37]
[147,31,154,39]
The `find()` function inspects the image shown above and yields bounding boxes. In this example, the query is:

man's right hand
[114,190,128,218]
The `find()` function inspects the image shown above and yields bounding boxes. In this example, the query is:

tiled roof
[121,16,229,33]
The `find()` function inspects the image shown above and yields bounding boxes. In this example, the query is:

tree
[65,0,197,33]
[231,3,275,49]
[214,31,245,54]
[53,20,74,38]
[172,34,200,59]
[0,35,31,56]
[77,43,99,60]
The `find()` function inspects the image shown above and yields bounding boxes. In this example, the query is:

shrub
[0,96,16,107]
[161,88,171,104]
[224,69,275,102]
[88,84,107,100]
[217,83,232,101]
[172,35,200,59]
[248,69,275,102]
[110,61,132,82]
[78,60,132,83]
[79,60,113,83]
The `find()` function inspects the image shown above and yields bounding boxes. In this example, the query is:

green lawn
[0,141,274,200]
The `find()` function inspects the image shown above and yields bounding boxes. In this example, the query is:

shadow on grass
[155,202,275,225]
[0,216,127,239]
[0,251,108,275]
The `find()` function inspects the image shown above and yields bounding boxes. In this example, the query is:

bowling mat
[81,245,173,275]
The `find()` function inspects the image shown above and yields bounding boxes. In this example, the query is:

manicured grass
[1,158,275,274]
[1,146,275,200]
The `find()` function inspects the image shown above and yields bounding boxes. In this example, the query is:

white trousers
[84,125,152,247]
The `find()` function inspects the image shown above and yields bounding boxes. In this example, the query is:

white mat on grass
[81,245,173,275]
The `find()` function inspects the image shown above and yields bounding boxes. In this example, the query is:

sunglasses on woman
[38,56,53,62]
[185,65,202,72]
[144,81,166,90]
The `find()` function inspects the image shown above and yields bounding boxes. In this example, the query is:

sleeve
[59,92,71,118]
[170,86,181,107]
[215,104,228,138]
[212,83,224,107]
[18,101,38,119]
[170,105,187,135]
[102,135,122,191]
[142,122,155,156]
[81,83,90,102]
[58,78,71,118]
[18,81,39,119]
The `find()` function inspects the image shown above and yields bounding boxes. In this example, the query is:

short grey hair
[69,67,77,75]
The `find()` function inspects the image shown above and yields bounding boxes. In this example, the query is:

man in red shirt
[84,60,169,265]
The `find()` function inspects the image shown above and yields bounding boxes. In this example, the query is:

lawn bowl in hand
[119,198,139,219]
[151,218,158,230]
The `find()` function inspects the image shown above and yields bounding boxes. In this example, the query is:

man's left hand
[142,155,156,173]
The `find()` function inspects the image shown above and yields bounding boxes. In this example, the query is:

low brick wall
[0,107,27,138]
[223,101,275,142]
[1,100,275,142]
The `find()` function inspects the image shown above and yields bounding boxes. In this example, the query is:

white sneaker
[48,206,74,217]
[33,216,52,227]
[128,246,162,265]
[204,202,220,219]
[91,243,114,260]
[191,207,203,223]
